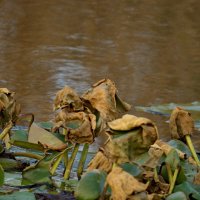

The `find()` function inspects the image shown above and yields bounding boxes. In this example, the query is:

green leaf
[0,158,23,171]
[0,164,4,186]
[37,121,53,131]
[166,191,187,200]
[165,149,180,171]
[10,129,28,142]
[168,140,191,157]
[0,191,36,200]
[119,163,143,178]
[174,181,200,199]
[75,170,106,200]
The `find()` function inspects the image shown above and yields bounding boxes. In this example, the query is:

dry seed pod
[169,107,194,139]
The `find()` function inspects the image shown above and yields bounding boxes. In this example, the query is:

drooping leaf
[169,107,194,139]
[54,86,84,111]
[0,191,36,200]
[87,150,113,173]
[75,170,106,200]
[54,112,96,144]
[82,79,131,131]
[107,166,147,200]
[28,123,67,150]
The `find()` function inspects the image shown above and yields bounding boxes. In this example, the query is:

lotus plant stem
[64,143,80,180]
[13,152,43,160]
[50,153,64,175]
[168,167,179,194]
[185,135,200,166]
[77,143,89,180]
[154,168,159,182]
[166,163,173,184]
[0,122,12,140]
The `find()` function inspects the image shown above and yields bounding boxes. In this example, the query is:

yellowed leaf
[82,79,131,127]
[107,166,147,200]
[87,150,113,173]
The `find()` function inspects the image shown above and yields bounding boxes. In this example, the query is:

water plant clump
[0,79,200,200]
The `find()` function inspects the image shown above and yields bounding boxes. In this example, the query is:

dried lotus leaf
[108,114,155,131]
[169,107,194,139]
[0,88,12,95]
[54,86,83,111]
[107,166,147,200]
[82,79,131,123]
[87,150,113,173]
[54,111,96,144]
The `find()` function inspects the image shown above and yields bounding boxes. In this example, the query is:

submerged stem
[185,135,200,166]
[77,143,89,180]
[64,143,80,180]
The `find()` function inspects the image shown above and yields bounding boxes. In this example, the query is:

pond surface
[0,0,200,141]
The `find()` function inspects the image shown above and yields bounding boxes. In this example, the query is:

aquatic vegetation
[0,80,200,200]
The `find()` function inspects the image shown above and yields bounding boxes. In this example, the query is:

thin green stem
[168,167,179,194]
[13,152,43,160]
[154,168,159,182]
[166,163,173,184]
[50,153,64,175]
[77,143,89,180]
[64,143,80,180]
[185,135,200,166]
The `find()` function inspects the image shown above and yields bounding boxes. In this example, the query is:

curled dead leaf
[169,107,194,139]
[0,88,21,128]
[155,140,186,160]
[54,111,96,144]
[104,115,158,163]
[87,149,113,173]
[107,166,148,200]
[82,79,131,130]
[54,86,84,111]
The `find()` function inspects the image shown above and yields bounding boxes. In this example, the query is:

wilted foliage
[0,88,21,128]
[170,107,194,139]
[106,166,148,200]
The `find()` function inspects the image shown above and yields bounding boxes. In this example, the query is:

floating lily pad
[0,191,36,200]
[75,170,106,200]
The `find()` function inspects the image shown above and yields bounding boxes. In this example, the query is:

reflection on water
[0,0,200,139]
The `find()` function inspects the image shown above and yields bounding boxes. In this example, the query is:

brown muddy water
[0,0,200,141]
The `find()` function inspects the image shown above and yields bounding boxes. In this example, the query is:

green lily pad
[174,181,200,199]
[136,102,200,119]
[37,121,53,131]
[168,140,191,157]
[166,191,187,200]
[75,170,106,200]
[10,129,28,142]
[0,191,36,200]
[119,162,143,178]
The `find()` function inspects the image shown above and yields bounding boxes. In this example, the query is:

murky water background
[0,0,200,140]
